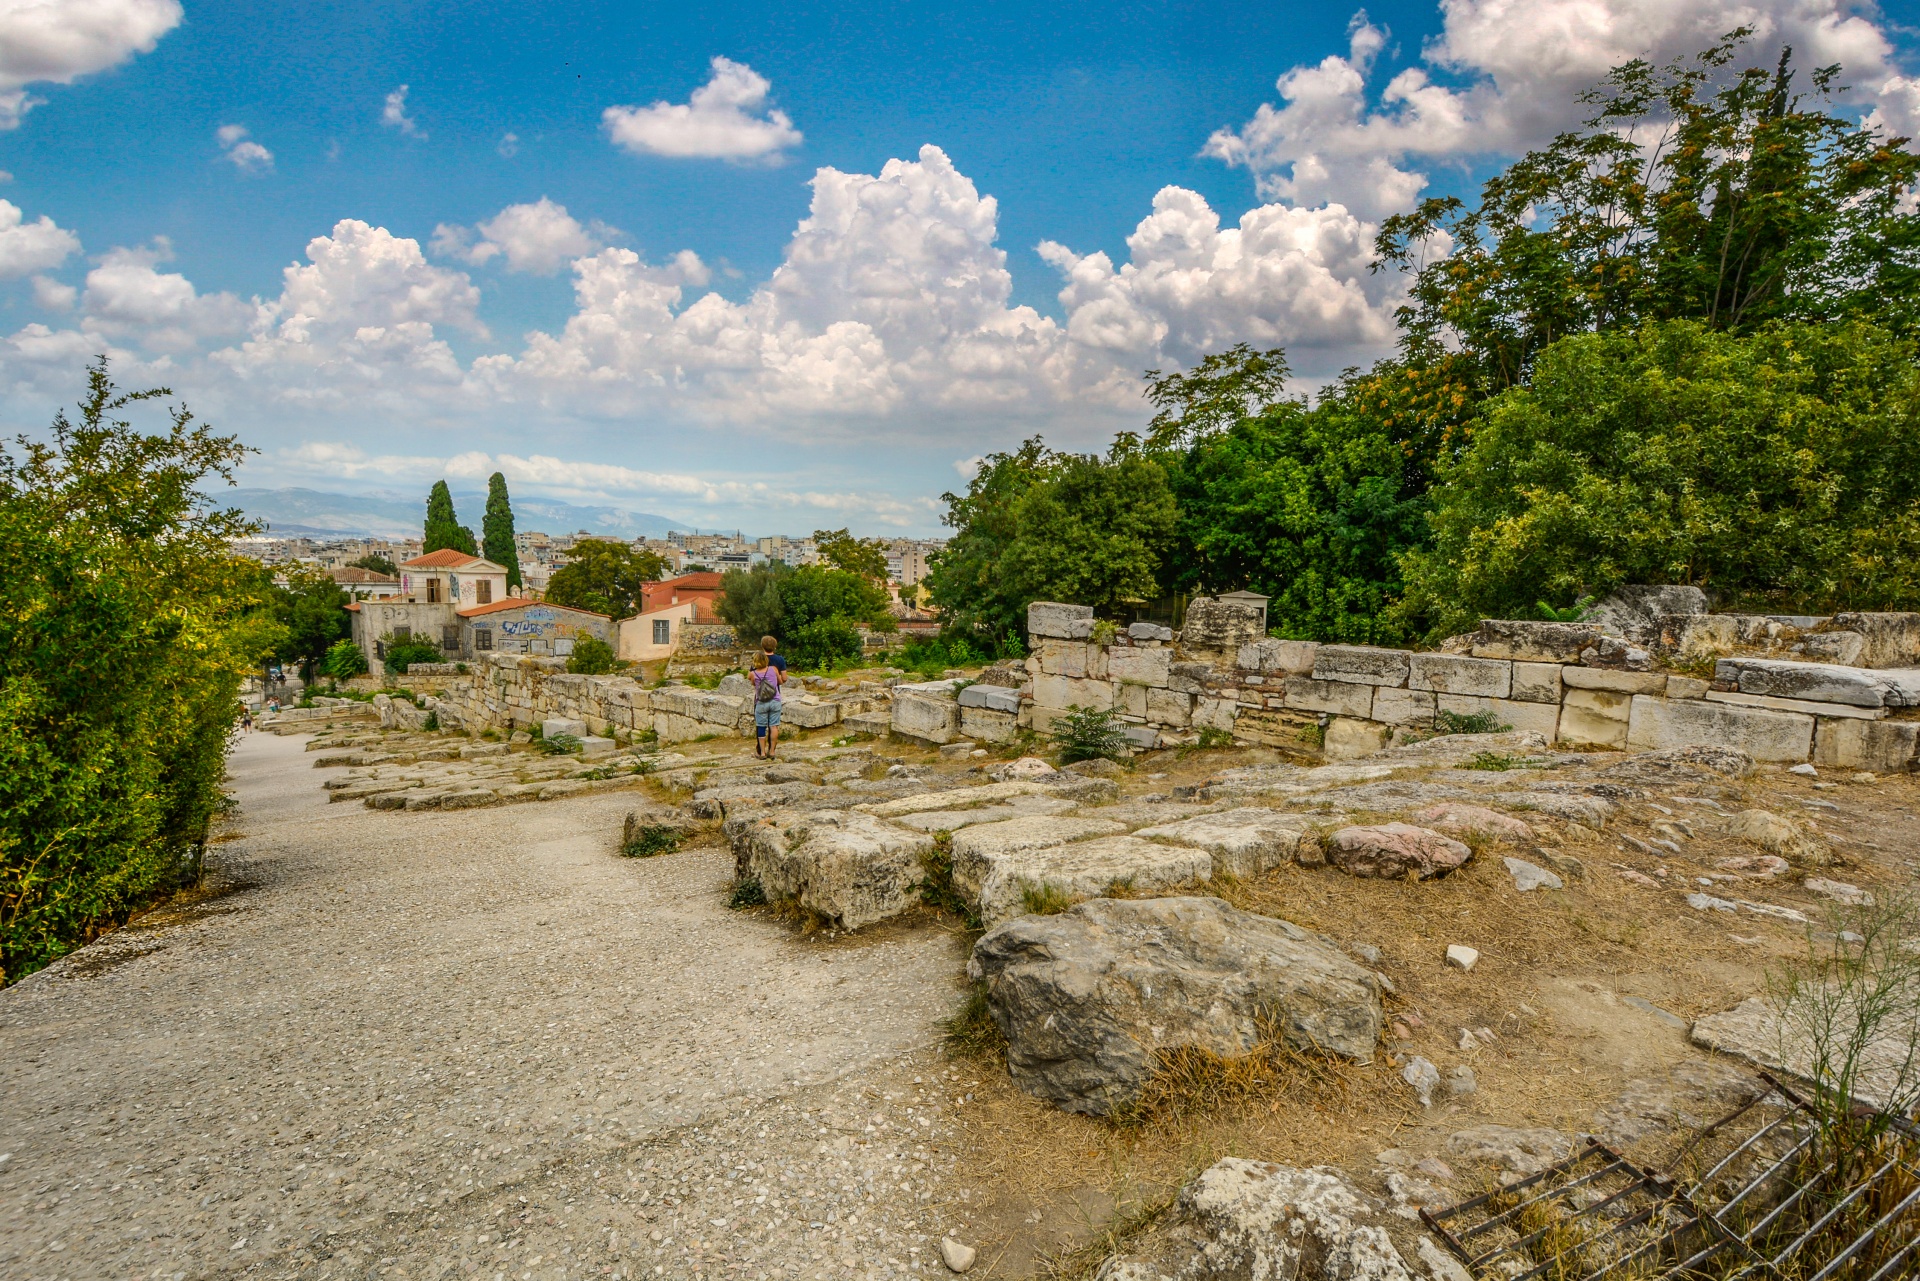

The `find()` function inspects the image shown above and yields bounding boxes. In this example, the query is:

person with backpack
[750,651,784,759]
[761,634,787,679]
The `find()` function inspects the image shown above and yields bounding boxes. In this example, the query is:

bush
[381,635,443,675]
[321,638,368,680]
[728,876,767,909]
[566,634,619,675]
[1433,709,1511,735]
[541,733,582,755]
[1051,703,1130,764]
[620,817,682,858]
[787,616,863,670]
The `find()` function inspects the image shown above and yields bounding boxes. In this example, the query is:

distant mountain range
[220,487,689,540]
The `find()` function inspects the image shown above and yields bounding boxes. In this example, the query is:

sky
[2,0,1918,536]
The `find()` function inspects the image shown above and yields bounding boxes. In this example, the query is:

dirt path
[0,732,981,1280]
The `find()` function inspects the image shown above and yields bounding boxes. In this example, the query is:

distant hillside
[221,487,688,540]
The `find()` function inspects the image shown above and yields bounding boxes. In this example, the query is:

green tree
[716,562,790,640]
[998,443,1177,620]
[1398,320,1920,637]
[0,359,279,983]
[423,480,476,556]
[715,562,890,660]
[321,638,369,679]
[348,553,397,576]
[272,565,350,679]
[779,565,890,631]
[381,635,444,675]
[923,439,1050,643]
[1377,35,1920,392]
[482,472,522,592]
[565,634,619,675]
[1142,343,1293,450]
[812,528,890,582]
[544,539,666,618]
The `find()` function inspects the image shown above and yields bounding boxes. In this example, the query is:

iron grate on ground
[1421,1073,1920,1281]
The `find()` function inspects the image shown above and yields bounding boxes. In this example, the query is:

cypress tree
[482,472,522,591]
[422,480,477,555]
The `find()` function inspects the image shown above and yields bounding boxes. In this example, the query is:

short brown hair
[761,635,778,652]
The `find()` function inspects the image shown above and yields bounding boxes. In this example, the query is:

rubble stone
[1326,824,1472,879]
[1412,803,1533,843]
[741,810,934,930]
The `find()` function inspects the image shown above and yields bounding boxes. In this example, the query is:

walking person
[750,651,784,760]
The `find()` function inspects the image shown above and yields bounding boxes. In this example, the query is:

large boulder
[1325,824,1472,879]
[968,897,1382,1115]
[1093,1158,1414,1281]
[740,810,933,929]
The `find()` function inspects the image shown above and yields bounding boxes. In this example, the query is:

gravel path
[1,732,984,1280]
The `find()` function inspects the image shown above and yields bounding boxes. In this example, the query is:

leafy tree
[565,634,619,674]
[716,562,790,640]
[0,359,278,982]
[381,635,444,675]
[544,539,666,618]
[272,565,350,679]
[924,439,1049,644]
[1398,320,1920,637]
[1143,343,1293,450]
[348,553,397,577]
[786,616,864,669]
[423,480,476,556]
[716,562,889,660]
[482,472,522,592]
[1377,34,1920,393]
[812,528,890,582]
[779,565,890,631]
[321,638,369,679]
[998,443,1177,619]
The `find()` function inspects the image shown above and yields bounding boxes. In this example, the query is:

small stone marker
[1789,762,1818,778]
[1502,857,1563,892]
[939,1237,977,1273]
[1444,944,1479,971]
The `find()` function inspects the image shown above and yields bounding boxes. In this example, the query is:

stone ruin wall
[888,600,1920,774]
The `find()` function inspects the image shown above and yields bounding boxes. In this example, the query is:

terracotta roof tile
[457,597,611,620]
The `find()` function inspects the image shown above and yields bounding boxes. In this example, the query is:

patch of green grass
[620,821,683,858]
[943,982,1005,1058]
[1465,751,1521,770]
[727,876,766,909]
[918,832,981,928]
[1194,725,1233,749]
[1020,881,1076,915]
[1298,721,1326,749]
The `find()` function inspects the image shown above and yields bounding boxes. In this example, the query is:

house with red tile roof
[344,551,611,669]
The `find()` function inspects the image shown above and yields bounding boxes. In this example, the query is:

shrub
[620,818,682,858]
[421,710,440,732]
[1051,703,1130,764]
[1195,725,1234,749]
[566,634,619,675]
[540,733,582,755]
[1434,709,1511,735]
[321,638,368,680]
[381,635,443,675]
[787,615,863,670]
[728,876,766,909]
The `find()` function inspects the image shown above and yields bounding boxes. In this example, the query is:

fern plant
[1534,595,1597,623]
[1050,703,1130,763]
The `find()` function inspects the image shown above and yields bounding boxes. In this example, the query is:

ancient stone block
[969,836,1214,927]
[891,692,961,745]
[1136,807,1318,878]
[1561,667,1666,694]
[959,705,1018,743]
[1812,719,1920,773]
[1192,696,1239,734]
[1116,682,1147,719]
[1468,619,1600,663]
[744,810,933,930]
[1558,688,1632,749]
[1626,695,1814,762]
[1282,676,1376,718]
[1122,723,1160,750]
[1511,661,1564,704]
[1313,645,1412,687]
[958,683,1021,713]
[1127,621,1174,642]
[1236,638,1318,674]
[1370,687,1437,726]
[1717,658,1920,708]
[781,697,841,729]
[1323,716,1390,760]
[950,814,1130,906]
[542,717,588,739]
[1409,654,1512,698]
[1706,690,1886,720]
[1032,673,1115,712]
[1028,601,1095,640]
[1107,646,1172,687]
[1665,676,1711,699]
[1146,687,1192,726]
[1179,597,1267,653]
[1827,613,1920,669]
[1435,694,1560,739]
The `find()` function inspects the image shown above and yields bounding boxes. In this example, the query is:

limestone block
[1236,638,1318,675]
[1626,695,1814,762]
[958,683,1021,713]
[1827,612,1920,669]
[1107,646,1172,687]
[1136,807,1319,878]
[1116,682,1148,719]
[1028,601,1095,640]
[858,780,1051,818]
[1812,719,1920,773]
[1036,638,1096,678]
[1468,620,1599,663]
[781,697,841,729]
[971,835,1214,927]
[1562,667,1666,694]
[1179,597,1267,653]
[576,735,617,757]
[1167,661,1214,694]
[1128,621,1174,642]
[1511,662,1564,704]
[1409,654,1512,698]
[951,815,1130,904]
[960,705,1018,743]
[1226,707,1320,748]
[1312,645,1412,687]
[1323,716,1391,761]
[1706,690,1886,720]
[1665,676,1711,699]
[1716,657,1920,708]
[892,692,962,744]
[1436,694,1561,739]
[1370,687,1438,726]
[1122,724,1160,750]
[1282,677,1376,718]
[1146,687,1192,726]
[1193,696,1239,733]
[1558,689,1632,749]
[744,810,934,930]
[542,717,588,739]
[1032,673,1115,712]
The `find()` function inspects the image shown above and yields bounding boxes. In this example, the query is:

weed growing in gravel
[1465,750,1524,770]
[620,820,682,858]
[727,877,766,909]
[918,832,981,928]
[944,982,1005,1058]
[540,733,582,756]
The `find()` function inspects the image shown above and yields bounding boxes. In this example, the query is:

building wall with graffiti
[460,602,613,658]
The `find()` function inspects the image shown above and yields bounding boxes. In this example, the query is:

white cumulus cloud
[381,84,424,138]
[603,56,802,160]
[0,0,181,129]
[216,123,273,172]
[80,240,254,352]
[0,198,80,276]
[431,198,606,275]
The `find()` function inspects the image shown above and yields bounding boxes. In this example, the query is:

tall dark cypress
[482,472,522,592]
[422,480,476,555]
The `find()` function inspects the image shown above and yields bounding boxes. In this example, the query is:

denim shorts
[754,699,782,730]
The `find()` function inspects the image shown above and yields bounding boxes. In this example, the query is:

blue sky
[2,0,1917,535]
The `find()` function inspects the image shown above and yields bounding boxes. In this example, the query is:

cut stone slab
[891,796,1080,832]
[576,735,617,757]
[1134,807,1320,878]
[1235,638,1318,675]
[1107,646,1172,686]
[1028,600,1095,640]
[1282,676,1375,718]
[971,836,1213,927]
[741,809,934,930]
[957,683,1021,713]
[1510,661,1564,704]
[892,690,962,745]
[1032,673,1115,713]
[969,898,1382,1115]
[1326,823,1472,879]
[1370,687,1438,726]
[541,717,588,739]
[1436,693,1560,739]
[1312,645,1413,688]
[1708,690,1887,720]
[949,815,1130,910]
[859,780,1049,818]
[1128,621,1174,642]
[1088,1158,1413,1281]
[1562,667,1666,694]
[1409,654,1512,698]
[1468,619,1600,663]
[1413,803,1534,843]
[1716,657,1920,708]
[1626,695,1814,762]
[438,788,499,810]
[1692,994,1920,1108]
[1558,688,1633,749]
[1502,857,1563,892]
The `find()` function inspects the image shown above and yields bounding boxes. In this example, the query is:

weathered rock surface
[949,814,1129,904]
[969,898,1382,1115]
[1412,803,1533,843]
[1502,857,1562,892]
[1715,657,1920,708]
[1135,808,1319,878]
[1728,809,1827,864]
[1446,1126,1573,1175]
[1325,824,1472,880]
[740,810,933,930]
[1599,745,1755,783]
[1091,1158,1413,1281]
[969,835,1215,927]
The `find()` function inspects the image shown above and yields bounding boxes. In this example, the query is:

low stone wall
[905,600,1919,772]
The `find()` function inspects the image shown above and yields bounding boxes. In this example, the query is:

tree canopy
[544,539,666,619]
[482,473,522,592]
[423,480,476,556]
[272,565,350,678]
[812,528,890,582]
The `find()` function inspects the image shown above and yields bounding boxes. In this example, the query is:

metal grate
[1421,1073,1920,1281]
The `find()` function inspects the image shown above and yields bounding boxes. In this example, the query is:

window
[441,625,459,649]
[475,629,492,651]
[475,579,492,605]
[426,577,441,603]
[653,619,671,645]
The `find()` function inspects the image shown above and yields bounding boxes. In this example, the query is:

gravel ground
[0,732,985,1280]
